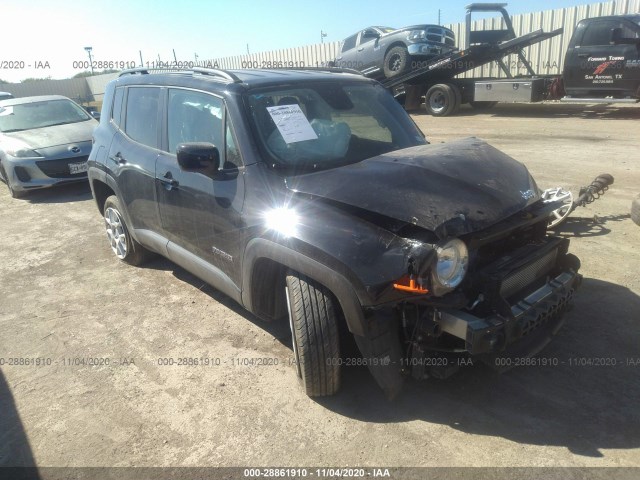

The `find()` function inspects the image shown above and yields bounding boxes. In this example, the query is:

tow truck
[375,3,640,115]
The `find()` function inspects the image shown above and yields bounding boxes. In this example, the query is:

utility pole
[438,9,441,25]
[321,30,327,43]
[84,47,94,75]
[173,49,178,64]
[139,50,144,67]
[246,44,250,55]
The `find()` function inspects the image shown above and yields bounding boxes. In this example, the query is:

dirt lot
[1,103,639,473]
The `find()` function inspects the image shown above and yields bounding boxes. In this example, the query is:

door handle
[357,47,364,51]
[108,152,127,164]
[577,53,590,57]
[159,171,179,188]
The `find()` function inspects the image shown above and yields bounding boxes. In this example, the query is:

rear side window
[111,87,124,128]
[124,87,160,148]
[342,35,357,52]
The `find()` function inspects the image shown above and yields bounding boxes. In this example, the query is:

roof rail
[191,67,241,82]
[118,67,241,83]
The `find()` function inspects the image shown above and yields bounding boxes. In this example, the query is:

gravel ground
[1,102,639,474]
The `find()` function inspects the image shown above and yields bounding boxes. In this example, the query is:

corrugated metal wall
[447,0,640,78]
[86,73,119,102]
[200,0,638,78]
[0,77,93,104]
[206,42,341,70]
[1,0,638,101]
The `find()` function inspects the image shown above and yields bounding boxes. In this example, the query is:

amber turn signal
[393,275,428,294]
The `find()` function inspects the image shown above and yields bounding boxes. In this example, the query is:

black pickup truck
[561,14,640,100]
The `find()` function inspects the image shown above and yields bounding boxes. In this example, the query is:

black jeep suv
[88,68,581,398]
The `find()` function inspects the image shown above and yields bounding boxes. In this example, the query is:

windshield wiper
[0,128,26,133]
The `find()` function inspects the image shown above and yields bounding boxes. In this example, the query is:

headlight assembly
[431,238,468,295]
[407,30,427,42]
[7,148,42,158]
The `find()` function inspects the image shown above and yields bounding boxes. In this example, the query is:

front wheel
[103,195,152,266]
[285,273,341,397]
[383,46,409,78]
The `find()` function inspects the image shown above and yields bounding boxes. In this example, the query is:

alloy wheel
[104,207,128,259]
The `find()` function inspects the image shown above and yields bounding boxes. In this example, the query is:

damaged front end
[352,199,582,399]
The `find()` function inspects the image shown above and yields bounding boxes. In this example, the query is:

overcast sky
[1,0,599,83]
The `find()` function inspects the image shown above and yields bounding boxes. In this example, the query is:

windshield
[246,82,427,171]
[376,26,396,33]
[0,99,91,133]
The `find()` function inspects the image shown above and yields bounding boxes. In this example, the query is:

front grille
[36,156,88,179]
[500,248,558,298]
[425,27,456,47]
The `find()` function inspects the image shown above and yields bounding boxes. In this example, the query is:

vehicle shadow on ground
[0,369,40,475]
[142,257,293,342]
[136,258,640,457]
[316,277,640,458]
[417,103,640,120]
[551,213,631,238]
[22,182,92,204]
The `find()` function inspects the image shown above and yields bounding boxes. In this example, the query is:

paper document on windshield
[266,105,318,144]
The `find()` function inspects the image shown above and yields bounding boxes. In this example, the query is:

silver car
[0,95,97,198]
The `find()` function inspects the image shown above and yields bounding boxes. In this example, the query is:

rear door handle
[108,152,127,164]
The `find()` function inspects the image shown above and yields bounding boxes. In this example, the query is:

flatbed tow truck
[384,3,640,115]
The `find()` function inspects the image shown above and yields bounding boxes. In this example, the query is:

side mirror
[176,142,220,172]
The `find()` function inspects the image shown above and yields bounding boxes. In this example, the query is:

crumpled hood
[2,120,96,150]
[286,137,540,237]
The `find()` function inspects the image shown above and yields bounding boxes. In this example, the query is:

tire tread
[286,273,340,396]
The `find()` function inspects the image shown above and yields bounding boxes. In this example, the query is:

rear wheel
[103,195,153,266]
[383,46,409,78]
[424,83,460,116]
[285,273,341,397]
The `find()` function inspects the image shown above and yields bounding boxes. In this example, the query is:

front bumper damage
[353,237,582,399]
[438,269,581,359]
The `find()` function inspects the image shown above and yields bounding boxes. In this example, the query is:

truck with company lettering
[337,4,640,116]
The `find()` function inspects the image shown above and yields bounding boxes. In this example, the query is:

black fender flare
[88,167,141,244]
[242,238,367,336]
